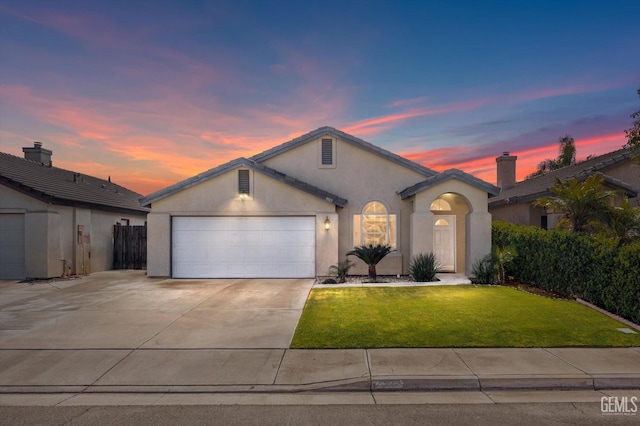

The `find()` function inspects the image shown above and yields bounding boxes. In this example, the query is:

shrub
[322,278,338,284]
[492,220,640,324]
[347,244,392,282]
[470,254,497,284]
[328,258,355,283]
[409,253,440,282]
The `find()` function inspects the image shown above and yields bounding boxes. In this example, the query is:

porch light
[324,216,331,231]
[239,193,249,201]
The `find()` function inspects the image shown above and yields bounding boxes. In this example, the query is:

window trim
[318,138,336,168]
[354,201,397,249]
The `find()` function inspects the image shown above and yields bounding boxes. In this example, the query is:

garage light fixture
[324,216,331,231]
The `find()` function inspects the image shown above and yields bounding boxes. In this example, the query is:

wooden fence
[113,224,147,269]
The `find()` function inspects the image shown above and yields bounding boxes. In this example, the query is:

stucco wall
[1,184,146,278]
[261,135,427,274]
[413,180,491,274]
[147,167,338,277]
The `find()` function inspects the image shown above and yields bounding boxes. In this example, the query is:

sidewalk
[1,347,639,395]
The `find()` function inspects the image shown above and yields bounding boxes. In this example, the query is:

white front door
[433,215,455,272]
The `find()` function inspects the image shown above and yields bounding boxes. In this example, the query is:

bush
[471,254,497,284]
[492,221,640,324]
[328,258,355,283]
[409,253,440,282]
[322,278,338,284]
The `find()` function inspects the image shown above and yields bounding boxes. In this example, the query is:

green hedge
[492,221,640,324]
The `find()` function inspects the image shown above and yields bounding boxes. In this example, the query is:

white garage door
[172,216,315,278]
[0,214,25,279]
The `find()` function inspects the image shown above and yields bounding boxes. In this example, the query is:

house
[0,142,149,279]
[141,126,499,279]
[489,148,639,229]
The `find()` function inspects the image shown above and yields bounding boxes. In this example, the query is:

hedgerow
[492,221,640,324]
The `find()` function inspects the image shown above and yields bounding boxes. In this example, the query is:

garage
[171,216,316,278]
[0,213,25,279]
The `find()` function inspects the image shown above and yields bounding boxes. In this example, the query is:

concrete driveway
[0,270,314,350]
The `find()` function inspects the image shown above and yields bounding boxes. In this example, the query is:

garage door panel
[0,214,25,279]
[172,216,315,278]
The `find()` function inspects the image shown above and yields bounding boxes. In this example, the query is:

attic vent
[321,139,333,165]
[238,169,250,194]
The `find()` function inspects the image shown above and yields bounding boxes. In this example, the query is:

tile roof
[0,151,148,214]
[489,148,637,206]
[400,168,501,199]
[250,126,438,178]
[140,157,348,207]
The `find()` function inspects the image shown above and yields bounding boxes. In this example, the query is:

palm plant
[328,258,355,283]
[534,174,615,233]
[605,198,640,246]
[347,244,392,282]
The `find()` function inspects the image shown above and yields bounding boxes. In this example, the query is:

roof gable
[250,126,438,178]
[400,168,500,199]
[490,148,636,205]
[0,151,148,214]
[140,157,347,207]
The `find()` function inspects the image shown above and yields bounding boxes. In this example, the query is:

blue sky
[1,0,638,194]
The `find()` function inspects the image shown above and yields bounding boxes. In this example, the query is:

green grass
[291,285,640,348]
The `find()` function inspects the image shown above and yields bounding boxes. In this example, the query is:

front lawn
[291,286,640,348]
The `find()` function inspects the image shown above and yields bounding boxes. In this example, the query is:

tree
[527,135,576,178]
[624,88,640,164]
[347,244,392,282]
[534,174,616,233]
[605,198,640,246]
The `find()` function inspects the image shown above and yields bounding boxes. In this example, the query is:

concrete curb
[1,374,638,394]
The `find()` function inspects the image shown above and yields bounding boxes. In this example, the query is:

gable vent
[321,138,333,165]
[238,169,250,194]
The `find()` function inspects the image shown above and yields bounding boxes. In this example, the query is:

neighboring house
[141,126,499,279]
[490,148,639,229]
[0,142,148,280]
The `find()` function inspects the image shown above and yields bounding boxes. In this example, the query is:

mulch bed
[503,281,570,299]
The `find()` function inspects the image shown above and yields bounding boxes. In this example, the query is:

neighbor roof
[400,168,501,199]
[250,126,439,178]
[140,157,348,207]
[490,148,637,206]
[0,151,149,214]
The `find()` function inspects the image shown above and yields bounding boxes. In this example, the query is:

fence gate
[113,224,147,269]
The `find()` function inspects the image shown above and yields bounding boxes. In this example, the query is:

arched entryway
[429,193,471,273]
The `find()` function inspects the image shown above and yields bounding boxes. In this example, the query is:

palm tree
[347,244,392,282]
[528,135,577,178]
[606,198,640,246]
[534,174,616,233]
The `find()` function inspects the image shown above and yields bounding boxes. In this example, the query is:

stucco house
[0,142,148,279]
[490,148,639,229]
[141,127,499,279]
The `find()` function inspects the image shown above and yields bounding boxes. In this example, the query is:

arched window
[430,198,452,211]
[353,201,397,249]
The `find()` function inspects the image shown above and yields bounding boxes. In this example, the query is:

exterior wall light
[324,216,331,231]
[239,193,249,201]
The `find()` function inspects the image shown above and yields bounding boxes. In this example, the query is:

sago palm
[347,244,392,282]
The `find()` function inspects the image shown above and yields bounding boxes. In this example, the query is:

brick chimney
[23,141,52,167]
[496,151,517,190]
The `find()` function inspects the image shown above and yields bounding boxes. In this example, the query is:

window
[319,138,336,168]
[430,199,452,211]
[353,201,397,249]
[238,169,250,196]
[434,218,450,226]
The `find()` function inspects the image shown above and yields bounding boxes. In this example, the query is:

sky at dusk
[1,0,639,196]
